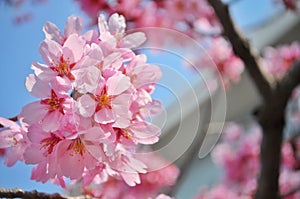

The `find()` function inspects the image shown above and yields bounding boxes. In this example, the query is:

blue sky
[0,0,82,193]
[0,0,283,194]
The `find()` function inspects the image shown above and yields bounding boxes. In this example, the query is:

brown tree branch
[0,188,90,199]
[254,63,300,199]
[0,188,66,199]
[206,1,300,199]
[207,0,273,102]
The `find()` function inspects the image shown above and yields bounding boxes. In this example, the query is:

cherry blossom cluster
[74,0,245,87]
[73,0,300,89]
[195,122,300,198]
[261,41,300,80]
[70,153,179,199]
[0,13,163,188]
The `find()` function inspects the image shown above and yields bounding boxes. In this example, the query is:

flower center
[41,89,65,114]
[99,94,110,107]
[67,138,86,156]
[123,130,131,139]
[93,92,112,112]
[41,133,62,155]
[50,56,76,80]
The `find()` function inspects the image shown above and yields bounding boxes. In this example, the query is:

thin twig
[207,0,273,101]
[0,188,91,199]
[0,188,66,199]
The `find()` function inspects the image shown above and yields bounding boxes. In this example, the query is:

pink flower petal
[63,34,85,63]
[85,43,103,62]
[31,62,57,82]
[25,74,51,98]
[39,39,62,65]
[57,141,84,180]
[20,101,48,125]
[64,15,83,37]
[108,13,126,35]
[123,155,147,173]
[75,66,101,94]
[107,73,131,96]
[5,144,24,167]
[84,143,106,162]
[43,21,63,44]
[120,172,141,187]
[131,64,162,89]
[77,94,96,117]
[94,108,115,124]
[98,14,109,36]
[31,161,49,183]
[130,122,161,144]
[80,126,109,141]
[155,194,173,199]
[120,32,146,49]
[102,52,122,71]
[0,129,15,148]
[24,145,44,164]
[83,30,99,44]
[140,99,163,118]
[42,110,62,132]
[0,117,20,132]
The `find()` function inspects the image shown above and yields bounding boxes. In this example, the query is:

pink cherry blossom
[125,54,162,90]
[43,15,84,45]
[20,75,73,132]
[33,33,86,83]
[24,124,111,183]
[120,121,161,144]
[98,13,146,49]
[77,72,132,127]
[0,117,28,167]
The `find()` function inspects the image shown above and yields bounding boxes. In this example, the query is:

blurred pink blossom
[261,42,300,80]
[196,122,300,198]
[196,37,244,87]
[75,152,179,199]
